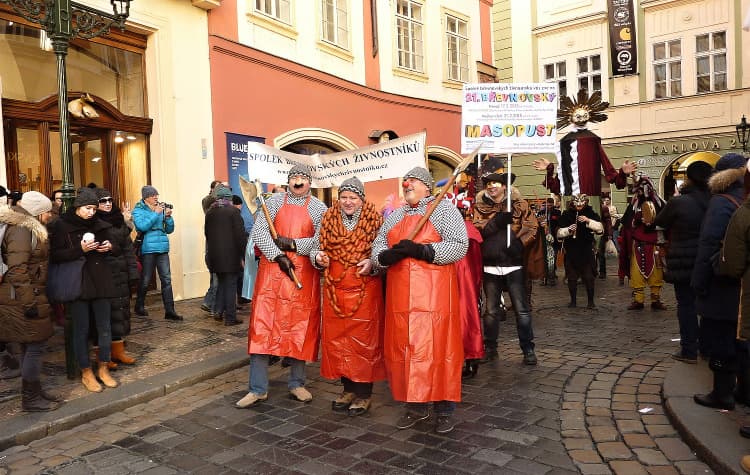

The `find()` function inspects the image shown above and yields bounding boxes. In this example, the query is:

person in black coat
[48,188,121,393]
[691,153,747,410]
[654,161,712,363]
[205,186,248,326]
[95,188,139,368]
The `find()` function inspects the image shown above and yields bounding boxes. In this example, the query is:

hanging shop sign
[608,0,638,76]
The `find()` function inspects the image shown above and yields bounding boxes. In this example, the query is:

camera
[158,202,174,210]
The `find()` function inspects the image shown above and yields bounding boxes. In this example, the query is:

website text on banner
[246,132,427,188]
[461,83,559,154]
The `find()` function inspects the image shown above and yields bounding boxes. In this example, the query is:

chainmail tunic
[371,196,468,268]
[251,191,328,261]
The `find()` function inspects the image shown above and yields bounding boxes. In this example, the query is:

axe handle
[405,173,458,241]
[259,197,303,290]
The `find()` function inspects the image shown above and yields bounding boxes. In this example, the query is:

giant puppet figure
[533,90,637,197]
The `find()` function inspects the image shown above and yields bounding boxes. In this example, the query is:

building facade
[494,0,750,204]
[0,0,217,300]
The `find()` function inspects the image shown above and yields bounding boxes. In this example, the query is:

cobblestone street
[0,269,717,474]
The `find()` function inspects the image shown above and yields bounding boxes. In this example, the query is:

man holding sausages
[236,165,327,408]
[371,167,468,434]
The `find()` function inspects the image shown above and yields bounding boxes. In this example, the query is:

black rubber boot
[22,380,61,412]
[568,288,577,308]
[0,350,20,380]
[694,364,736,410]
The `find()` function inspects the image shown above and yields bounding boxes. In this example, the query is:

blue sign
[226,132,265,231]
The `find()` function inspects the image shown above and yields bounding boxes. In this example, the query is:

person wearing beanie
[655,161,713,364]
[308,176,385,416]
[0,191,61,410]
[691,152,746,411]
[48,187,121,393]
[205,184,248,327]
[369,168,468,434]
[94,188,139,369]
[236,163,327,408]
[132,184,181,321]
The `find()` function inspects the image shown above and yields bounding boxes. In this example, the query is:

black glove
[493,211,514,226]
[378,248,408,266]
[394,239,435,263]
[24,306,40,319]
[274,236,297,252]
[274,254,296,281]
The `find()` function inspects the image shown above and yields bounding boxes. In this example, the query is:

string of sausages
[319,200,383,318]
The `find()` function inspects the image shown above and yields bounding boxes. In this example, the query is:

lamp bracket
[0,0,126,40]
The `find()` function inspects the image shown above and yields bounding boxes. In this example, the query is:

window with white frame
[396,0,424,72]
[321,0,348,49]
[255,0,291,24]
[653,40,681,98]
[577,55,601,94]
[446,14,469,82]
[696,31,726,93]
[544,61,567,99]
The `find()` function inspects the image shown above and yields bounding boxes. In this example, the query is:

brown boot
[97,364,118,388]
[22,380,61,412]
[627,301,644,310]
[81,368,103,393]
[111,340,136,365]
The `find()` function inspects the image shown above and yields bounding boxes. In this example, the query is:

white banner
[245,132,426,188]
[461,83,558,154]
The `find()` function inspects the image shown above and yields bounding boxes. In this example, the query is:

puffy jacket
[132,200,174,254]
[98,208,138,337]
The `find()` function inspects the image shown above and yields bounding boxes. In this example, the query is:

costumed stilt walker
[619,176,667,310]
[311,177,386,417]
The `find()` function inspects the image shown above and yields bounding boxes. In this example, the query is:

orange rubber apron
[248,195,321,361]
[384,214,463,402]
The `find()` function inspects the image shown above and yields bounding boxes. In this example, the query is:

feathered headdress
[557,90,609,130]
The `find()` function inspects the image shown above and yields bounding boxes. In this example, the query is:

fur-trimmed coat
[0,206,53,343]
[691,166,745,321]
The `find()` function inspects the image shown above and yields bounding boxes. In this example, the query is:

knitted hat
[715,153,746,171]
[339,176,365,199]
[73,187,99,208]
[141,185,159,199]
[18,191,52,216]
[287,165,312,182]
[94,188,112,200]
[403,167,434,191]
[214,185,232,200]
[686,161,713,186]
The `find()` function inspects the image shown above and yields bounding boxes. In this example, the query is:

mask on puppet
[557,90,609,130]
[571,193,588,208]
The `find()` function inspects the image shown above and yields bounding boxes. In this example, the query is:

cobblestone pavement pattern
[0,269,718,474]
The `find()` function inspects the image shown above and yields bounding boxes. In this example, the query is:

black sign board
[608,0,638,76]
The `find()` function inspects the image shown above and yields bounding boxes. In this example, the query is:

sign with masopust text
[608,0,638,76]
[461,83,558,154]
[246,132,426,188]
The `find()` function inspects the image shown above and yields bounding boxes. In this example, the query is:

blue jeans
[482,270,535,353]
[20,341,44,381]
[203,272,218,311]
[674,282,699,358]
[216,272,238,323]
[136,252,174,314]
[248,354,305,394]
[71,299,112,369]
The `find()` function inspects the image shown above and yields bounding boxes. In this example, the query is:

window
[321,0,348,49]
[396,0,424,72]
[544,61,567,99]
[696,31,726,93]
[577,55,601,94]
[653,40,681,98]
[255,0,291,24]
[445,14,469,82]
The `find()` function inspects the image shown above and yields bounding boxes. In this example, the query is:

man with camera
[133,185,182,321]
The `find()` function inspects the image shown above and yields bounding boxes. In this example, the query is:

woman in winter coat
[654,160,713,363]
[691,153,747,411]
[95,188,139,367]
[49,188,121,393]
[0,192,62,411]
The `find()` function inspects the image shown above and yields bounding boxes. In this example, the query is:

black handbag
[133,231,144,257]
[47,257,85,303]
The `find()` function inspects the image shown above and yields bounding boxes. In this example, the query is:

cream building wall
[75,0,216,300]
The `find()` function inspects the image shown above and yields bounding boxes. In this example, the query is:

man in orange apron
[372,167,468,434]
[311,177,385,417]
[236,165,327,408]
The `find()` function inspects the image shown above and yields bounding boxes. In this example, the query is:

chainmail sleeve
[371,208,405,269]
[251,193,285,262]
